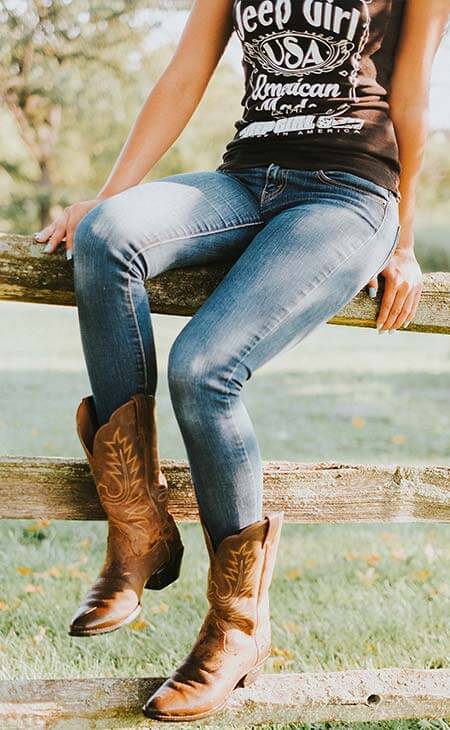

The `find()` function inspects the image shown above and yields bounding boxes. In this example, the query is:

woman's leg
[69,169,265,636]
[168,187,399,550]
[72,170,264,426]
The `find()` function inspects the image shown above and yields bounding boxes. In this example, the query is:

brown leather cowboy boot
[142,511,284,721]
[68,393,184,637]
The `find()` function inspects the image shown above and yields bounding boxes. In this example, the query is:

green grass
[1,519,449,680]
[0,302,449,729]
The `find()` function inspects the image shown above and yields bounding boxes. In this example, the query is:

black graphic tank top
[217,0,406,196]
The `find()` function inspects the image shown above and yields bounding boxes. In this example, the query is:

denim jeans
[73,163,400,548]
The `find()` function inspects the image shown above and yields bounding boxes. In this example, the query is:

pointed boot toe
[142,678,211,721]
[68,590,142,636]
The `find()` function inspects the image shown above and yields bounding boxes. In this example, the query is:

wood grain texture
[1,456,449,522]
[1,234,449,332]
[1,669,449,726]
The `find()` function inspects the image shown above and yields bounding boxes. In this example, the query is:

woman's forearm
[95,72,206,200]
[390,102,429,252]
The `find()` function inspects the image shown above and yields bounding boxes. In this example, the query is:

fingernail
[43,242,52,253]
[66,249,73,261]
[377,326,385,334]
[403,320,411,328]
[33,231,44,241]
[368,287,377,299]
[388,329,395,334]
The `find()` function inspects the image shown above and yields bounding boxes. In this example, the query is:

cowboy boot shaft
[205,519,269,636]
[77,395,175,560]
[69,393,184,637]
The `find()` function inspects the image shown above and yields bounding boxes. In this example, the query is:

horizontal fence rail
[1,233,450,332]
[1,457,449,522]
[1,231,449,725]
[1,669,450,726]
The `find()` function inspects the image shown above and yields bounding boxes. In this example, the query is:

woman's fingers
[45,218,68,253]
[65,221,76,260]
[389,282,422,330]
[404,287,423,329]
[376,274,398,331]
[33,222,56,244]
[381,280,411,331]
[366,276,378,300]
[376,250,423,332]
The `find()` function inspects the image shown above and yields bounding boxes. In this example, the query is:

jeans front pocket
[315,169,390,207]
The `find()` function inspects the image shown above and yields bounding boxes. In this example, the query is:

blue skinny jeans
[73,164,400,548]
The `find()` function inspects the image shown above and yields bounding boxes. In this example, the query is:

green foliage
[0,1,449,272]
[0,1,192,226]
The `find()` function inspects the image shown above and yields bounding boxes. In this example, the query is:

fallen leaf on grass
[410,569,431,583]
[131,619,151,631]
[267,656,294,671]
[67,567,89,580]
[390,547,407,561]
[366,641,378,654]
[352,416,365,429]
[345,550,358,561]
[149,602,169,614]
[286,622,300,634]
[285,568,301,580]
[32,627,47,644]
[363,552,381,566]
[24,519,50,533]
[271,646,294,658]
[34,565,63,580]
[48,565,62,578]
[0,601,9,611]
[16,566,33,576]
[381,531,394,542]
[356,567,377,586]
[24,584,44,594]
[390,433,407,445]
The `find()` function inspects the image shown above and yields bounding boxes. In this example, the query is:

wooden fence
[1,233,449,727]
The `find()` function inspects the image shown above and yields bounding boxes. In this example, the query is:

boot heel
[237,661,265,688]
[145,545,184,590]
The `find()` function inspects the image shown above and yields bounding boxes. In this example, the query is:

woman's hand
[366,246,423,332]
[33,199,101,259]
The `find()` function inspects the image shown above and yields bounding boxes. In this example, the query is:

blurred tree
[0,0,190,227]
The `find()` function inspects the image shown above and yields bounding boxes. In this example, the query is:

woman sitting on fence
[34,0,449,722]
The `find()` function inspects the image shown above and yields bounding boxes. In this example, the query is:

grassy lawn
[1,302,449,729]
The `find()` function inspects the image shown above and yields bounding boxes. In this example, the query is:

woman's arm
[96,0,234,199]
[35,0,234,253]
[371,0,450,332]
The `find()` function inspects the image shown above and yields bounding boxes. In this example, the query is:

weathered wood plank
[0,456,448,522]
[1,234,449,332]
[1,669,449,726]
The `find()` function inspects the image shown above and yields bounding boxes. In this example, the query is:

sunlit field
[1,304,449,730]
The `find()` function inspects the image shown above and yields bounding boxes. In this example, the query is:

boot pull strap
[262,512,284,548]
[133,394,147,434]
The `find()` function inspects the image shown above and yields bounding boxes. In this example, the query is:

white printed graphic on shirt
[234,0,372,138]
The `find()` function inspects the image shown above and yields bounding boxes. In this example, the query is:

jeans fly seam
[125,220,265,394]
[260,165,274,207]
[222,196,392,405]
[262,170,288,206]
